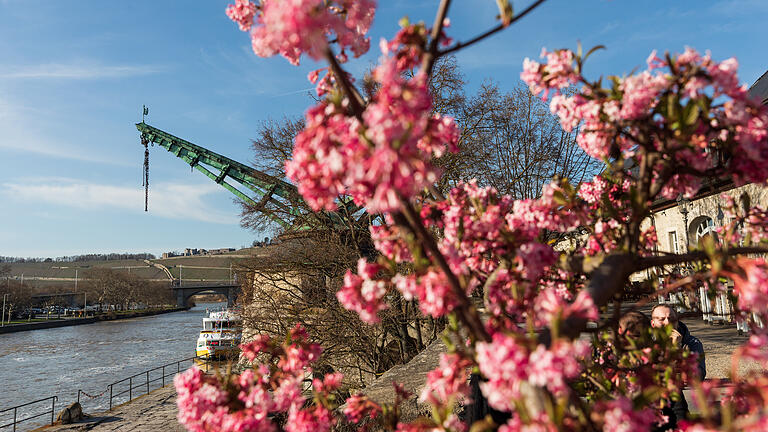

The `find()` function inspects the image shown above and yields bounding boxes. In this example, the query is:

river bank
[0,307,189,334]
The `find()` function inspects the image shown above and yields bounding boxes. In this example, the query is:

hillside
[3,249,262,292]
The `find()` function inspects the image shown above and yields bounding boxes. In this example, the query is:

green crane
[136,122,363,230]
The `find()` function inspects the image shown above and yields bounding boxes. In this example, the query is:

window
[668,231,679,254]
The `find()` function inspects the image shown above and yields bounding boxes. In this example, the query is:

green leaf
[667,94,679,121]
[583,45,606,62]
[469,416,496,432]
[684,102,701,127]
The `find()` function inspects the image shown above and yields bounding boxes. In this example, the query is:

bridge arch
[172,284,240,307]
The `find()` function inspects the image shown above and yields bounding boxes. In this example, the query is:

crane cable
[142,136,150,211]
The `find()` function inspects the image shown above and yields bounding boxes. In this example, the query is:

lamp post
[676,195,691,253]
[1,293,7,326]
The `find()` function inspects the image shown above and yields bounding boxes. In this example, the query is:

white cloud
[1,179,240,224]
[0,63,166,79]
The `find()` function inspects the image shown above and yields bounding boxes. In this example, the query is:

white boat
[195,309,242,360]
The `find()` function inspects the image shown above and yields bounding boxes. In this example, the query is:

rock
[56,402,84,424]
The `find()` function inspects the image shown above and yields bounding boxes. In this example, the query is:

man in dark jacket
[651,304,706,379]
[651,304,706,430]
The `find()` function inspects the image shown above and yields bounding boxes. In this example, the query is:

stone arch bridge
[172,283,240,307]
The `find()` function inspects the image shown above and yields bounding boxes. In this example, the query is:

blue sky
[1,0,767,258]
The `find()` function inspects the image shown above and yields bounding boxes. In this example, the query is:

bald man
[650,304,706,379]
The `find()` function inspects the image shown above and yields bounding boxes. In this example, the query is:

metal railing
[0,396,57,432]
[105,357,208,410]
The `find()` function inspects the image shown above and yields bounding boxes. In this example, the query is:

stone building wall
[632,182,768,281]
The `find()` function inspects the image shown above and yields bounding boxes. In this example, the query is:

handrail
[0,396,57,431]
[105,356,209,410]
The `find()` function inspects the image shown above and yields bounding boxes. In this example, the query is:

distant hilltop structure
[162,248,236,259]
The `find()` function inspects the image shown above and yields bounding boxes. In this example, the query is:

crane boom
[136,122,364,230]
[137,122,298,228]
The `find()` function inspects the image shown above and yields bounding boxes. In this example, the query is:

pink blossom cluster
[727,258,768,325]
[370,223,413,263]
[285,28,460,213]
[336,258,389,324]
[338,181,601,325]
[343,394,382,424]
[475,333,590,411]
[520,48,578,97]
[175,324,329,432]
[532,289,598,328]
[521,46,768,197]
[393,270,465,317]
[419,353,473,405]
[597,397,657,432]
[226,0,376,65]
[498,413,556,432]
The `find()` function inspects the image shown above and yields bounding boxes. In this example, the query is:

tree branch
[325,48,366,122]
[437,0,548,57]
[636,246,768,271]
[395,198,491,343]
[421,0,452,77]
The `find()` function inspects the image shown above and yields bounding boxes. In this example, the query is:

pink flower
[336,259,389,324]
[225,0,257,31]
[237,0,376,66]
[515,242,556,281]
[280,342,323,373]
[273,375,306,412]
[619,71,668,120]
[286,405,334,432]
[498,412,556,432]
[286,40,460,213]
[533,288,597,328]
[419,353,472,405]
[240,334,271,361]
[476,333,529,411]
[312,372,344,394]
[527,340,589,395]
[343,394,382,423]
[370,224,413,263]
[521,58,545,97]
[403,270,461,317]
[520,49,577,98]
[730,258,768,313]
[598,397,656,432]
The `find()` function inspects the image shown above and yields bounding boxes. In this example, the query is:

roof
[749,70,768,105]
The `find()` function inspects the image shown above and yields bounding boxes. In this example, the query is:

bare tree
[439,82,602,198]
[237,230,441,387]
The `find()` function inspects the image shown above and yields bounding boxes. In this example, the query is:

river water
[0,302,224,430]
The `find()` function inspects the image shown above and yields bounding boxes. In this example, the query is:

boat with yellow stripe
[196,309,242,360]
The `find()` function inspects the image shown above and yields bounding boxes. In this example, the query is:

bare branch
[437,0,548,57]
[421,0,453,77]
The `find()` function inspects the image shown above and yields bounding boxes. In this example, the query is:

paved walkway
[41,386,184,432]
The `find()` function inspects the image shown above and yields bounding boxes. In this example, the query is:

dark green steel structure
[136,122,362,230]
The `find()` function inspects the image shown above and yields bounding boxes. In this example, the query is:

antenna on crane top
[141,105,150,212]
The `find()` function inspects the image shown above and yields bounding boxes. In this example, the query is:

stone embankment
[0,307,189,335]
[39,317,762,431]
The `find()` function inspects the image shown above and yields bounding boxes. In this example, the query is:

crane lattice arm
[136,122,363,229]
